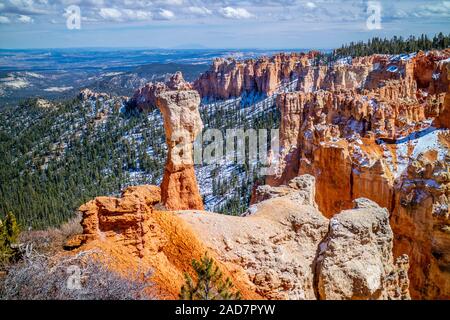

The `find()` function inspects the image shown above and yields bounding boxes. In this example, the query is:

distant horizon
[0,47,325,51]
[1,1,449,49]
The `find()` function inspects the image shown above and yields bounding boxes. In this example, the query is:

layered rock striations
[391,147,450,299]
[266,50,450,299]
[193,52,318,99]
[79,50,448,300]
[70,175,410,300]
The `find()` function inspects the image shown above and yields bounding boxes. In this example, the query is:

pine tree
[0,211,20,265]
[179,253,241,300]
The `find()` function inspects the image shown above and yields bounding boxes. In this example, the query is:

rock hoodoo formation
[70,175,410,300]
[265,50,450,299]
[316,198,410,300]
[156,83,204,211]
[131,72,204,211]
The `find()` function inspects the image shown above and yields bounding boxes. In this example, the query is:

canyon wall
[267,50,450,299]
[193,52,317,99]
[66,68,415,299]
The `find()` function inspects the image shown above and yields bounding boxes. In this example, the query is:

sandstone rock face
[72,185,260,299]
[250,175,317,208]
[130,71,193,112]
[435,60,450,129]
[266,50,450,299]
[316,198,410,300]
[77,185,162,258]
[72,175,409,300]
[182,176,329,300]
[391,148,450,299]
[131,82,168,112]
[181,176,409,300]
[194,52,317,99]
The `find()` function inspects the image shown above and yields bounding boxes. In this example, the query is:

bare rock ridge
[69,184,259,299]
[193,52,319,99]
[265,50,450,299]
[130,71,193,112]
[71,174,409,300]
[75,185,162,258]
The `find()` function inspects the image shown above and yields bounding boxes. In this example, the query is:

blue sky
[0,0,449,49]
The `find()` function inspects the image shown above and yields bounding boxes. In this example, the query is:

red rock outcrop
[194,52,317,99]
[77,185,162,258]
[435,60,450,129]
[131,82,168,112]
[266,50,450,299]
[72,185,259,299]
[130,71,193,112]
[71,175,410,300]
[316,198,410,300]
[391,148,450,299]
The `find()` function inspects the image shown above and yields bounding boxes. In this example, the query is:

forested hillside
[0,93,280,228]
[333,32,450,58]
[0,97,166,228]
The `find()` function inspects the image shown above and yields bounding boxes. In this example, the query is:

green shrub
[180,253,241,300]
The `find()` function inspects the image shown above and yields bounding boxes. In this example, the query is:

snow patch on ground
[381,128,449,179]
[0,77,29,89]
[44,86,73,92]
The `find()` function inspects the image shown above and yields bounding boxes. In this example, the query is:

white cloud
[305,2,317,9]
[5,0,47,15]
[99,8,122,21]
[156,0,183,6]
[155,9,175,20]
[123,9,152,21]
[415,1,450,17]
[99,7,152,22]
[219,7,254,19]
[0,16,11,24]
[186,6,212,16]
[18,14,33,23]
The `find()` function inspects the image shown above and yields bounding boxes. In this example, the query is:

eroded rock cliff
[193,52,318,99]
[266,50,450,299]
[316,198,410,300]
[70,184,259,299]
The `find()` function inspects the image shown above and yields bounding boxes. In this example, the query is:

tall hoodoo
[155,74,204,211]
